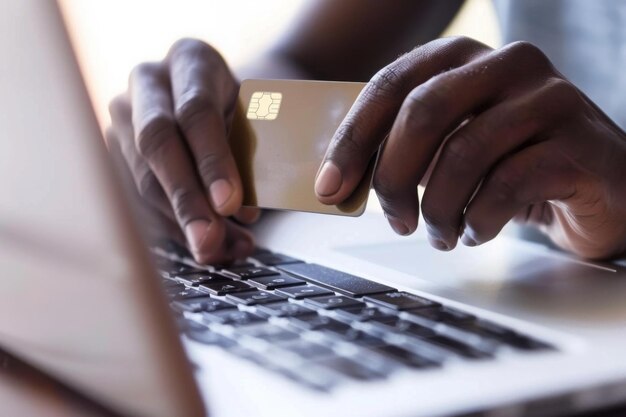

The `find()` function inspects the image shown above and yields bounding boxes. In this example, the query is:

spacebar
[277,263,396,297]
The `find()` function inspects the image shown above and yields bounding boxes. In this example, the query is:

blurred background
[59,0,500,130]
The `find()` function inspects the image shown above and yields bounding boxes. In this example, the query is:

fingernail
[315,162,342,197]
[428,235,450,251]
[460,232,477,247]
[210,179,234,209]
[185,219,211,255]
[385,214,410,236]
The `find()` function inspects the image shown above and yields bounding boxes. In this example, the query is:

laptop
[3,1,626,416]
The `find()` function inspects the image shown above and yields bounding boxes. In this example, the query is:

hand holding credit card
[228,79,376,216]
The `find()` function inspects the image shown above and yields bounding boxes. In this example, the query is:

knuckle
[330,121,364,157]
[489,164,526,203]
[196,151,226,183]
[135,113,177,158]
[444,131,484,172]
[446,35,478,50]
[400,82,447,130]
[506,41,547,62]
[430,36,490,61]
[168,38,223,64]
[501,41,553,74]
[367,62,407,100]
[174,89,217,129]
[170,186,200,221]
[544,77,582,107]
[130,61,162,82]
[169,38,214,56]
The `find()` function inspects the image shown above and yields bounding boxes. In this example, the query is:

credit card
[228,79,374,216]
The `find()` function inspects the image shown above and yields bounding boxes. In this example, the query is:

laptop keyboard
[153,243,555,391]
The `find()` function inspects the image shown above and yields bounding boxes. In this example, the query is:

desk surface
[1,347,625,417]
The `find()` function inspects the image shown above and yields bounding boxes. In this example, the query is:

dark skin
[107,0,626,264]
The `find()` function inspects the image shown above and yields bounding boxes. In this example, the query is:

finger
[513,203,554,227]
[373,41,554,237]
[109,94,175,221]
[419,82,565,250]
[203,220,255,264]
[461,142,577,247]
[105,127,184,243]
[315,36,490,205]
[109,95,151,194]
[167,39,242,216]
[130,61,225,264]
[233,207,261,225]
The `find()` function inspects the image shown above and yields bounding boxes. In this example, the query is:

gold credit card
[229,79,373,216]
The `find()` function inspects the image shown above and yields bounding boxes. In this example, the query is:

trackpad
[339,238,626,324]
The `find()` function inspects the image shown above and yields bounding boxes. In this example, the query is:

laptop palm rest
[338,238,626,326]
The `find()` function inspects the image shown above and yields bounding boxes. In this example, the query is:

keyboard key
[279,263,396,297]
[287,315,339,331]
[252,247,272,256]
[364,315,405,329]
[422,334,492,359]
[175,272,231,287]
[225,290,287,306]
[304,295,366,310]
[366,316,436,338]
[454,320,515,339]
[184,327,236,348]
[402,305,476,325]
[288,315,355,339]
[202,310,266,326]
[255,302,317,318]
[373,344,440,369]
[402,322,439,339]
[177,317,208,332]
[315,320,354,337]
[440,326,500,353]
[162,280,185,290]
[364,292,439,311]
[235,323,300,343]
[222,266,278,279]
[314,356,384,381]
[334,306,397,322]
[278,340,336,359]
[452,320,552,351]
[166,287,208,300]
[199,280,253,295]
[285,364,340,391]
[247,273,305,290]
[344,331,387,348]
[275,285,334,299]
[172,297,236,313]
[252,252,303,266]
[505,336,553,351]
